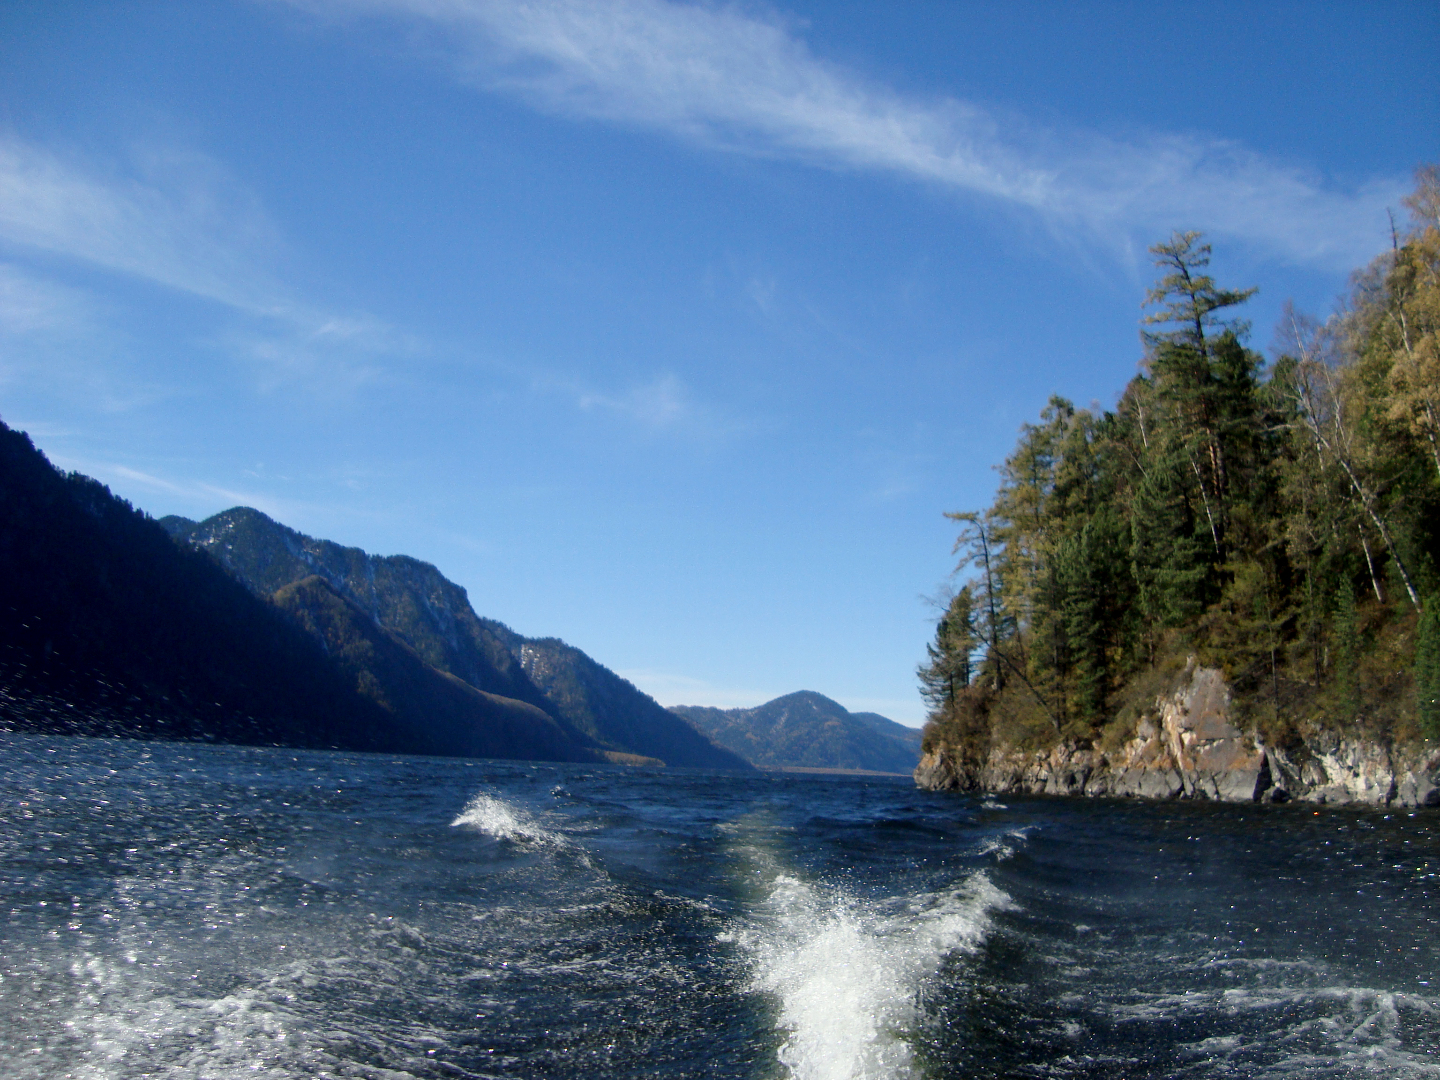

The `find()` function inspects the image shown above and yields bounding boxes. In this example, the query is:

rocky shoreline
[914,662,1440,808]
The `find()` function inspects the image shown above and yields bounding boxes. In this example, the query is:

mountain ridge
[164,507,750,771]
[0,420,743,769]
[0,421,424,753]
[670,690,921,773]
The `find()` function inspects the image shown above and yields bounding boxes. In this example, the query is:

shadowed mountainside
[272,576,595,762]
[0,421,418,753]
[670,691,921,772]
[162,508,552,712]
[164,507,750,770]
[490,629,743,772]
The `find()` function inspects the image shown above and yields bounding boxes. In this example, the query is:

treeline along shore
[916,166,1440,808]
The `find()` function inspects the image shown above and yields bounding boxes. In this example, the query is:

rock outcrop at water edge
[914,661,1440,808]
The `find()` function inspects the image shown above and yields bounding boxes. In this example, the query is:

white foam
[977,826,1034,862]
[740,872,1010,1080]
[449,794,555,842]
[1113,983,1440,1077]
[450,792,600,873]
[10,950,340,1080]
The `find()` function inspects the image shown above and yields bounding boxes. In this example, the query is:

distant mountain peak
[669,692,919,773]
[771,689,844,708]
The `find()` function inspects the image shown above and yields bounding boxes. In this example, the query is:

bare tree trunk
[1289,362,1422,609]
[1360,534,1385,604]
[1188,451,1222,555]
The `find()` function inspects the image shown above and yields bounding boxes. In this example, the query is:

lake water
[1,733,1436,1078]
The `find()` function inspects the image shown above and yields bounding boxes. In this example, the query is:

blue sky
[1,1,1435,725]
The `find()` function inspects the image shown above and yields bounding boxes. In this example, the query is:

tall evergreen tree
[1331,576,1361,722]
[1142,231,1260,560]
[918,586,978,719]
[924,175,1439,759]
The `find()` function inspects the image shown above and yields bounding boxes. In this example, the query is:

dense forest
[0,433,746,767]
[0,421,403,750]
[919,166,1440,760]
[165,507,751,770]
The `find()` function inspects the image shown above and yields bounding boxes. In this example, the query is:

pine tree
[918,586,978,718]
[1141,232,1260,562]
[1055,509,1126,723]
[1332,577,1361,723]
[947,511,1008,693]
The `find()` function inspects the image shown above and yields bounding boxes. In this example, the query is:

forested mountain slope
[162,508,554,714]
[165,508,750,770]
[0,421,412,752]
[271,576,591,762]
[672,691,921,772]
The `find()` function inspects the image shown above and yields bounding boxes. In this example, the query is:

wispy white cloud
[105,463,268,507]
[0,261,177,412]
[222,312,416,397]
[45,457,295,521]
[744,274,778,315]
[575,371,691,427]
[0,137,283,311]
[531,367,733,433]
[851,422,937,505]
[0,261,95,334]
[290,0,1405,269]
[0,133,709,422]
[0,133,415,395]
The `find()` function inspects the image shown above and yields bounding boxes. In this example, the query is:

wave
[450,793,559,843]
[1136,983,1440,1078]
[450,792,602,878]
[976,825,1035,862]
[731,871,1012,1080]
[7,949,384,1080]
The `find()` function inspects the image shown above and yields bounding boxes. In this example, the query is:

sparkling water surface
[1,733,1436,1079]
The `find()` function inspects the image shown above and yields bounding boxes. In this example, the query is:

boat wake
[449,791,598,871]
[450,793,558,844]
[728,868,1011,1080]
[1118,980,1440,1078]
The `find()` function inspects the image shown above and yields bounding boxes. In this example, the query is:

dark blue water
[1,734,1435,1078]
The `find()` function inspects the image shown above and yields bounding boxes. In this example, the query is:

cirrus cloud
[282,0,1407,269]
[0,134,411,397]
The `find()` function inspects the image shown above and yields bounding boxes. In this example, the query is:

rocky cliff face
[915,661,1440,808]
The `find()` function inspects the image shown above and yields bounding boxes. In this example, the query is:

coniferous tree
[1056,514,1117,722]
[947,512,1008,694]
[922,167,1439,759]
[1331,577,1361,722]
[918,586,978,719]
[1142,231,1260,561]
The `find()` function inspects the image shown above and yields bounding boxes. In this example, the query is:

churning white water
[734,872,1008,1080]
[451,792,556,843]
